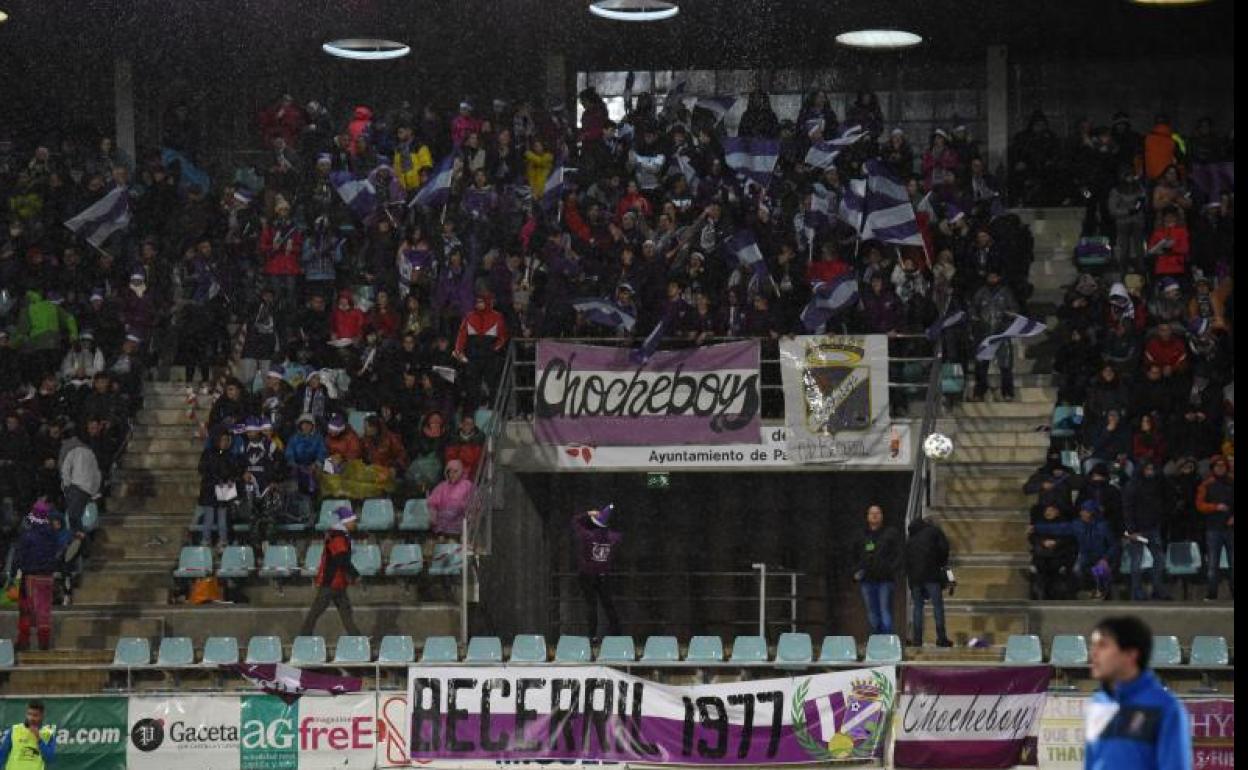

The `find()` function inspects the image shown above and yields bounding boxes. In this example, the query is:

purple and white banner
[892,666,1051,768]
[406,665,896,766]
[534,341,761,447]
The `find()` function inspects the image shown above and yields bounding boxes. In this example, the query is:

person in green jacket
[15,290,77,383]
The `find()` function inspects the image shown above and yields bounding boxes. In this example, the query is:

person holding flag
[572,504,623,643]
[969,267,1021,402]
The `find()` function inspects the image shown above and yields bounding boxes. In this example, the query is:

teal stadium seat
[302,543,324,577]
[730,636,768,663]
[865,634,903,664]
[510,634,547,662]
[202,637,240,666]
[421,636,459,663]
[157,637,195,666]
[596,636,636,662]
[259,545,299,578]
[360,499,395,532]
[1050,406,1083,440]
[317,499,352,531]
[333,636,371,663]
[377,636,415,664]
[776,633,813,664]
[1189,636,1229,667]
[399,499,431,532]
[465,637,503,662]
[939,363,965,396]
[473,407,494,433]
[641,636,679,662]
[173,546,213,579]
[114,637,151,666]
[555,636,592,662]
[819,636,859,663]
[289,636,327,665]
[0,640,14,668]
[1152,636,1182,666]
[351,544,382,577]
[1004,635,1043,664]
[385,544,424,576]
[246,636,283,664]
[81,502,100,533]
[428,543,463,575]
[1049,635,1089,666]
[1120,544,1155,574]
[685,636,724,663]
[217,546,255,579]
[348,410,374,436]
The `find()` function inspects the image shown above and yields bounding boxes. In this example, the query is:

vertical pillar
[545,53,570,111]
[114,58,136,162]
[985,45,1009,177]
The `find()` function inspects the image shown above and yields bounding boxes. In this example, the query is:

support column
[114,57,136,163]
[985,45,1009,177]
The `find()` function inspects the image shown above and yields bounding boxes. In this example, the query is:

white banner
[554,425,913,469]
[127,696,240,768]
[1037,696,1085,769]
[779,336,899,465]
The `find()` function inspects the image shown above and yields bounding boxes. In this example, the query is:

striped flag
[696,96,739,124]
[804,142,840,170]
[861,159,924,247]
[976,314,1047,361]
[722,137,780,191]
[573,298,636,332]
[410,154,456,209]
[838,178,868,236]
[65,186,131,248]
[542,163,569,212]
[925,309,967,341]
[674,154,700,189]
[725,230,771,284]
[226,663,362,705]
[629,302,681,365]
[800,274,860,332]
[329,171,377,221]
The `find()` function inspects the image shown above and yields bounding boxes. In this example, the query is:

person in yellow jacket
[393,124,433,192]
[0,701,57,768]
[524,138,555,198]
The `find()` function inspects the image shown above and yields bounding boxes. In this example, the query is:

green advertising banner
[240,695,298,770]
[1,696,128,770]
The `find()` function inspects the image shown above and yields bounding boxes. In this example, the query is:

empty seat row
[312,499,431,533]
[1005,634,1231,667]
[173,542,463,580]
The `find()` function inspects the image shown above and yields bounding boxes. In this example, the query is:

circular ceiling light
[835,29,924,49]
[589,0,679,22]
[322,38,411,61]
[0,10,9,23]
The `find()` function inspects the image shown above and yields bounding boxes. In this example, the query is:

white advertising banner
[127,696,240,768]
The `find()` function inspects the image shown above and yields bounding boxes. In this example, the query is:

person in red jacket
[347,105,373,156]
[454,290,508,409]
[367,288,402,342]
[259,94,308,148]
[1146,207,1190,278]
[329,290,367,344]
[1143,322,1188,377]
[298,506,362,636]
[259,197,304,311]
[806,243,852,284]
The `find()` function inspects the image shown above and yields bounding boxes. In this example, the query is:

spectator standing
[1195,454,1234,600]
[969,268,1019,401]
[904,517,953,647]
[1123,460,1171,601]
[1033,499,1119,599]
[297,506,363,637]
[427,458,473,540]
[851,504,902,635]
[11,501,59,651]
[572,504,623,642]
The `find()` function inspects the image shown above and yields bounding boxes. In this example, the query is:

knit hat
[327,414,347,434]
[1080,498,1101,514]
[265,365,286,381]
[589,503,614,528]
[230,421,248,435]
[244,416,264,433]
[332,505,358,530]
[316,153,332,166]
[1160,277,1181,294]
[28,499,52,524]
[90,289,105,302]
[297,412,316,427]
[129,271,146,284]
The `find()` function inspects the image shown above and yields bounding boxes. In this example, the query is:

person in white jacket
[59,332,106,388]
[59,430,101,541]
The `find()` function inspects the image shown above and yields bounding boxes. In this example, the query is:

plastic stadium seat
[246,636,283,664]
[317,499,353,531]
[686,636,724,663]
[865,635,903,664]
[385,544,424,577]
[157,637,195,666]
[421,636,459,663]
[352,544,383,577]
[348,410,374,436]
[114,638,151,666]
[819,636,859,663]
[378,636,415,664]
[428,543,463,576]
[777,633,813,664]
[173,546,213,579]
[1120,545,1155,574]
[641,636,679,662]
[1050,406,1083,440]
[259,545,299,578]
[1005,635,1043,664]
[333,636,371,664]
[939,363,965,396]
[217,546,255,579]
[730,636,768,663]
[511,634,548,663]
[399,499,431,532]
[289,636,327,665]
[596,636,636,662]
[0,640,13,668]
[1165,542,1202,576]
[1219,549,1229,570]
[360,499,396,532]
[466,636,503,663]
[1190,636,1229,667]
[202,637,240,666]
[555,636,592,663]
[302,543,324,577]
[1049,635,1089,666]
[1152,636,1182,666]
[81,502,100,533]
[473,407,495,433]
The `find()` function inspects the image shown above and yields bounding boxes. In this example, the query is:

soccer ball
[922,432,954,461]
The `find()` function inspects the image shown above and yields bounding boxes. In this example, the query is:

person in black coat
[1029,502,1078,600]
[197,427,240,548]
[1123,460,1172,601]
[904,518,953,647]
[850,505,903,635]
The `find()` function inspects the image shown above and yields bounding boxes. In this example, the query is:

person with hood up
[1030,502,1078,600]
[15,289,78,383]
[393,123,433,192]
[450,101,482,149]
[59,423,101,547]
[298,505,363,636]
[405,411,449,494]
[904,517,953,647]
[11,500,60,650]
[60,331,105,388]
[284,413,327,518]
[427,458,474,540]
[444,413,485,478]
[347,106,373,155]
[1143,114,1181,181]
[360,414,407,478]
[454,290,508,409]
[1195,454,1233,600]
[1032,498,1120,599]
[329,290,367,346]
[1123,459,1172,601]
[198,426,241,549]
[572,504,624,641]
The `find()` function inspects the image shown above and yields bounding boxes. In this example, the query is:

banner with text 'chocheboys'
[406,665,896,765]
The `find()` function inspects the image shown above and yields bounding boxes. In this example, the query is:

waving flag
[804,125,866,170]
[800,274,860,332]
[861,159,924,247]
[225,663,362,705]
[410,154,456,208]
[976,314,1047,362]
[838,178,868,235]
[725,230,772,285]
[696,96,739,124]
[573,298,636,332]
[722,137,780,191]
[160,147,211,195]
[65,187,131,248]
[830,124,867,147]
[925,309,967,341]
[542,163,569,211]
[329,171,377,221]
[629,301,683,365]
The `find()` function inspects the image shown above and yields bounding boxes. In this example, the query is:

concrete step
[946,446,1048,464]
[118,451,202,471]
[108,496,200,516]
[135,408,199,426]
[126,437,206,454]
[943,417,1053,433]
[142,391,210,410]
[130,424,206,440]
[93,537,184,562]
[952,431,1051,449]
[940,490,1032,509]
[952,401,1053,419]
[112,479,201,499]
[924,513,1029,554]
[941,605,1029,645]
[944,564,1031,600]
[73,573,172,605]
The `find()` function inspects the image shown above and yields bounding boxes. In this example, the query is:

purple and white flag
[976,314,1047,361]
[226,662,363,704]
[925,309,967,342]
[722,137,780,191]
[410,154,456,208]
[329,171,377,221]
[860,159,925,247]
[804,125,866,170]
[838,178,868,236]
[725,229,771,285]
[542,163,569,211]
[696,95,739,124]
[65,186,131,248]
[573,298,636,332]
[534,340,761,446]
[800,274,860,332]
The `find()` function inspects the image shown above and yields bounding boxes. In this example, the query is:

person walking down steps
[298,506,363,637]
